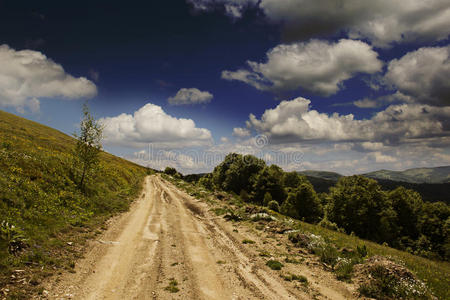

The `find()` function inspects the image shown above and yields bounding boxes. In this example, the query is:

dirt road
[43,175,356,299]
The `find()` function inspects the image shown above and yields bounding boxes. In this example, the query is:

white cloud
[245,97,450,145]
[232,127,251,137]
[222,39,382,96]
[168,88,213,105]
[100,103,213,148]
[188,0,450,47]
[353,98,380,108]
[368,151,397,163]
[385,45,450,107]
[0,44,97,113]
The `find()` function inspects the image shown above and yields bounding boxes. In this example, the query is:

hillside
[0,110,149,298]
[165,174,450,299]
[364,166,450,184]
[298,170,343,181]
[298,167,450,204]
[304,175,449,204]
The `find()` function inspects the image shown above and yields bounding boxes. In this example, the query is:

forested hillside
[192,153,450,261]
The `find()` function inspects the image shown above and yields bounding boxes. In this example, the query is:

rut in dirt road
[43,175,355,299]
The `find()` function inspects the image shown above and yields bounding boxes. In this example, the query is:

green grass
[0,110,150,298]
[242,239,255,244]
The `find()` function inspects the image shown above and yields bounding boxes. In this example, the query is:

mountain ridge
[297,166,450,184]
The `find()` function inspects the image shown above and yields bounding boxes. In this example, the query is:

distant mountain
[297,167,450,204]
[298,170,342,181]
[363,166,450,184]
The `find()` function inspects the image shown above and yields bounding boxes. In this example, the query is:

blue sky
[1,0,449,174]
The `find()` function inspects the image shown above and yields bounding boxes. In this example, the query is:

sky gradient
[1,0,449,174]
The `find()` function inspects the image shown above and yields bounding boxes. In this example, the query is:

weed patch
[266,260,284,270]
[164,278,180,293]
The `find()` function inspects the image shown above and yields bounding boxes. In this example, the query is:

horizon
[1,0,449,175]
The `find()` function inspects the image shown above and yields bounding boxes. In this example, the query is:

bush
[164,167,179,176]
[316,244,339,268]
[0,221,27,255]
[357,245,368,258]
[281,273,308,284]
[335,259,354,281]
[266,260,284,270]
[318,217,342,232]
[267,200,280,212]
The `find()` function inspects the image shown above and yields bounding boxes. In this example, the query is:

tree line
[171,153,450,261]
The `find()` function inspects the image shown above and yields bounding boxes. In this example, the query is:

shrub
[335,259,354,281]
[318,217,341,232]
[266,260,284,270]
[0,221,27,255]
[164,278,179,293]
[281,273,308,284]
[164,167,179,176]
[316,244,339,268]
[267,200,280,212]
[357,245,368,258]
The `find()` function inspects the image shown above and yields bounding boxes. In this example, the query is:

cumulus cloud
[385,45,450,107]
[0,44,97,113]
[244,97,450,146]
[188,0,450,47]
[232,127,251,137]
[222,39,382,96]
[168,88,213,105]
[100,103,213,148]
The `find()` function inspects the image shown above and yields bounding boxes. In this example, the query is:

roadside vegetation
[0,109,149,298]
[163,154,450,299]
[193,153,449,262]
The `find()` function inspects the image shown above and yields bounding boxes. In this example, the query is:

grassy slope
[167,176,450,299]
[0,110,149,298]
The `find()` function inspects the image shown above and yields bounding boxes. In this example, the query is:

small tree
[73,103,103,191]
